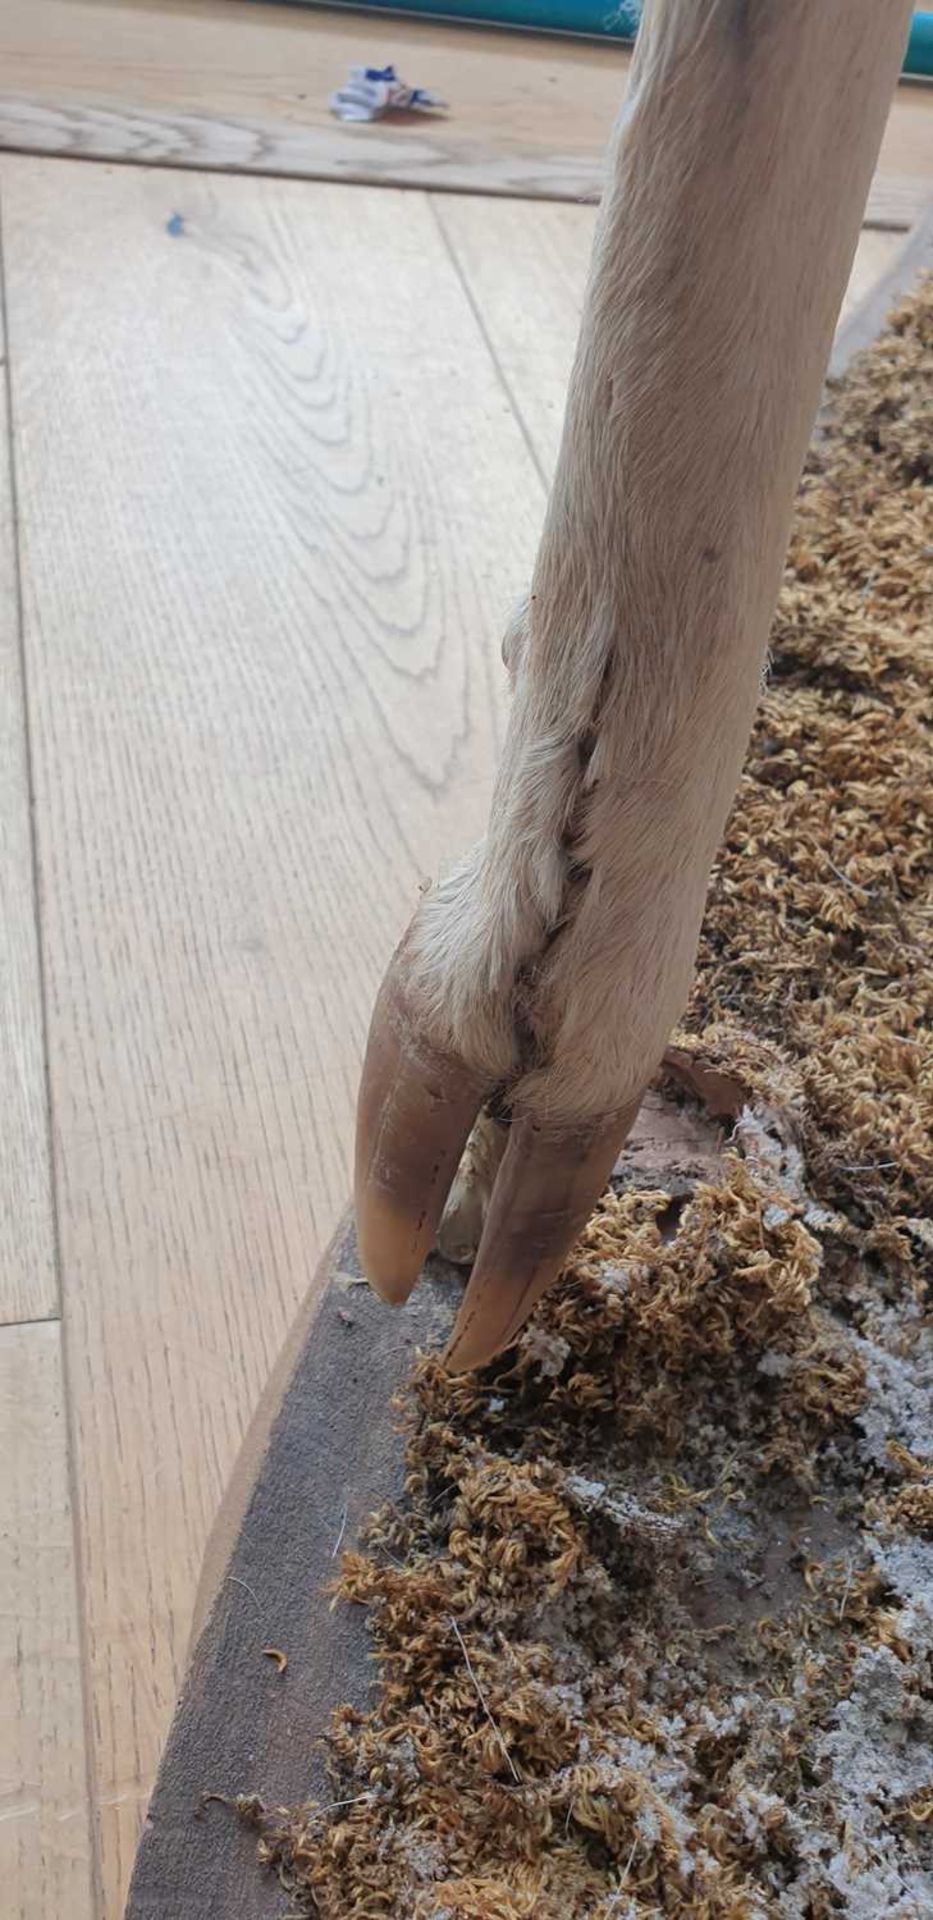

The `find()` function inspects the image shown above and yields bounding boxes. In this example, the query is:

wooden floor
[0,13,928,1915]
[3,0,933,220]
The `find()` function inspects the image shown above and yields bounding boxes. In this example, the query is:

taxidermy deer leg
[355,0,914,1370]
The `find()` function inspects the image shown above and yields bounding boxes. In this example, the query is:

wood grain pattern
[0,0,931,219]
[0,0,628,154]
[0,1321,93,1918]
[438,200,906,478]
[0,92,612,204]
[0,267,57,1323]
[1,153,544,1914]
[0,0,629,198]
[0,92,925,231]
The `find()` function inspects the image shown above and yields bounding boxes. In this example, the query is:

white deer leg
[355,0,914,1369]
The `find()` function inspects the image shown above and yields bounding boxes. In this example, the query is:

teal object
[907,9,933,73]
[309,1,933,78]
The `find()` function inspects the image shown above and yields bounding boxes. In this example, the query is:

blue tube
[309,1,933,79]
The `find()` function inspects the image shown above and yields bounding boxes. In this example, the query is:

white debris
[763,1203,793,1228]
[853,1321,933,1469]
[598,1263,633,1295]
[564,1474,684,1542]
[330,64,447,123]
[732,1104,807,1199]
[520,1325,571,1379]
[757,1349,794,1379]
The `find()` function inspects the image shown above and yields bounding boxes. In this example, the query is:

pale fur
[410,0,913,1132]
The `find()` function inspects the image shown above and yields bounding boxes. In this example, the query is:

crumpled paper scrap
[330,64,447,124]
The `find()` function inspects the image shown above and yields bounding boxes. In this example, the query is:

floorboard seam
[0,174,104,1920]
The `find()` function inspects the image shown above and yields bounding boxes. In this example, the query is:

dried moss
[247,284,933,1916]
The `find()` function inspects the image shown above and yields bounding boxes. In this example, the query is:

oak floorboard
[1,153,544,1911]
[0,1321,93,1920]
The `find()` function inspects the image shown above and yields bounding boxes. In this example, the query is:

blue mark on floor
[166,212,185,237]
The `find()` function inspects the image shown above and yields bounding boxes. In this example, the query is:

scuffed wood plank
[0,1321,93,1919]
[0,92,611,202]
[0,0,930,217]
[0,90,927,229]
[0,0,628,198]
